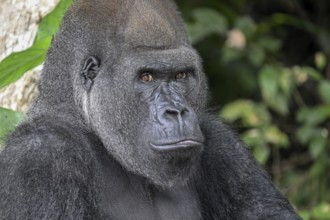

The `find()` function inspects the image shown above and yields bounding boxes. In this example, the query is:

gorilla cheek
[87,81,146,169]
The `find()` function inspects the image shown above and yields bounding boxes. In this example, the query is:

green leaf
[295,126,318,144]
[315,52,327,71]
[221,100,270,127]
[34,0,73,43]
[311,203,330,219]
[235,16,257,38]
[279,68,295,98]
[259,65,278,99]
[264,125,289,148]
[0,40,48,89]
[0,108,24,145]
[319,81,330,104]
[0,0,73,89]
[243,129,270,164]
[248,44,266,66]
[297,106,330,126]
[309,136,328,159]
[259,65,289,115]
[310,160,327,177]
[298,210,310,220]
[187,8,228,44]
[253,144,270,164]
[221,46,244,63]
[296,125,328,147]
[301,66,323,81]
[257,36,282,53]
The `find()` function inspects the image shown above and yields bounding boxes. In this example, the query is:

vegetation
[0,0,329,218]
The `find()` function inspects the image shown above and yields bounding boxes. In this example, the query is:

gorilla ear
[81,56,100,91]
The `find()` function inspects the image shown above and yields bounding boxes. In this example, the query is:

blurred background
[0,0,329,219]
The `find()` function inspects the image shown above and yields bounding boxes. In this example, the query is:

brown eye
[140,73,153,82]
[175,72,186,79]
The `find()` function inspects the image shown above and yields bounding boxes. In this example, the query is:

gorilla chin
[133,137,204,188]
[147,145,203,188]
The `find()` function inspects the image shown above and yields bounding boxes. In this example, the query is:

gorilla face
[59,0,209,187]
[80,46,207,187]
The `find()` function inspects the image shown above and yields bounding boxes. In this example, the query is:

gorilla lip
[150,140,203,152]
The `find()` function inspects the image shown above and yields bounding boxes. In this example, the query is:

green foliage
[0,108,24,147]
[0,0,73,89]
[259,65,293,115]
[0,0,72,148]
[186,8,228,44]
[221,100,288,163]
[180,1,330,216]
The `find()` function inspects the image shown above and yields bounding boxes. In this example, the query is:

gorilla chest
[100,181,201,220]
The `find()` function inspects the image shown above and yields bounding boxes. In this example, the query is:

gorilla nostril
[165,109,189,119]
[166,109,179,116]
[181,109,189,116]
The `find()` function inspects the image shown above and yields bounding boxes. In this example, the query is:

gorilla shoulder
[0,117,99,219]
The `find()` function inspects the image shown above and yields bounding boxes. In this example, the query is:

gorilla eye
[140,73,154,82]
[175,72,186,80]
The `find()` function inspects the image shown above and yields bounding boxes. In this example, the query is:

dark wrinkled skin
[0,0,301,219]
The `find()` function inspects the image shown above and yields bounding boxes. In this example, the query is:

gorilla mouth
[150,140,203,152]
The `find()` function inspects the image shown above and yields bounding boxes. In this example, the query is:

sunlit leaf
[243,129,269,164]
[253,144,270,164]
[0,0,73,89]
[34,0,73,43]
[299,210,311,220]
[221,100,270,127]
[0,108,24,145]
[315,52,327,71]
[311,203,330,219]
[0,40,48,89]
[259,65,278,99]
[264,125,289,147]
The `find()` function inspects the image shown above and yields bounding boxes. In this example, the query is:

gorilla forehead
[70,0,188,50]
[125,0,176,48]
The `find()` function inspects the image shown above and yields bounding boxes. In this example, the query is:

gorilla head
[33,0,208,187]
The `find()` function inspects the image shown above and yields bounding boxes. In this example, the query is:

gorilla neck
[98,151,201,219]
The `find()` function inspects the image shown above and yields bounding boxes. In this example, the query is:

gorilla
[0,0,301,219]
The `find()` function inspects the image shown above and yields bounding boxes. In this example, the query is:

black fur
[0,0,301,219]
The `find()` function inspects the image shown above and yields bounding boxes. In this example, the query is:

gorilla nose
[158,104,199,138]
[164,107,189,121]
